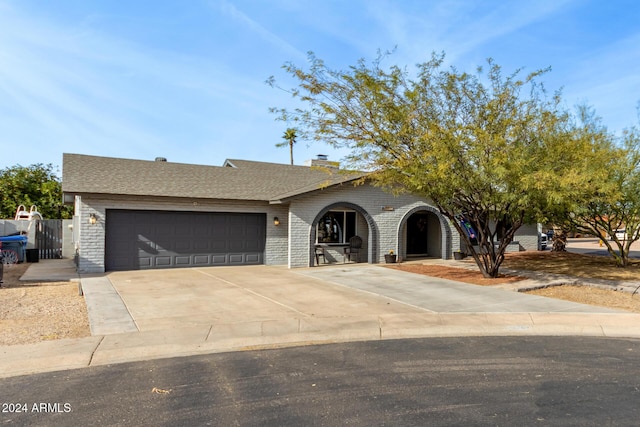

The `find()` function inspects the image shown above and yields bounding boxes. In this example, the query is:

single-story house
[62,153,540,273]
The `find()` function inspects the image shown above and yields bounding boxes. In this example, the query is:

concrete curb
[2,313,640,379]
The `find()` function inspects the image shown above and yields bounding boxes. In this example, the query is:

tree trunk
[444,211,515,278]
[289,142,294,165]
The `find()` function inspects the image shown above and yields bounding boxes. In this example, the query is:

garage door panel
[174,223,192,235]
[212,254,228,265]
[193,240,210,250]
[106,210,265,271]
[155,256,172,267]
[228,241,244,251]
[175,256,191,266]
[193,255,210,265]
[136,241,155,255]
[110,256,132,270]
[211,239,228,250]
[245,253,261,263]
[229,254,245,264]
[245,237,263,251]
[211,217,227,229]
[138,257,153,268]
[153,238,172,250]
[174,239,193,252]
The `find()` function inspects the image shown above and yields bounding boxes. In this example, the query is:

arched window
[316,210,356,244]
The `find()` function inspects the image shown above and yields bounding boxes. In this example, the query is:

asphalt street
[2,336,639,426]
[565,237,640,258]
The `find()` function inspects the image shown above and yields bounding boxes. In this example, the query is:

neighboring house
[62,153,539,273]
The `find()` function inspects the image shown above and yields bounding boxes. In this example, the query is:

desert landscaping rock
[0,263,90,346]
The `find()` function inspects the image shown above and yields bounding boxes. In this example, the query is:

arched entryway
[309,202,378,267]
[399,206,452,260]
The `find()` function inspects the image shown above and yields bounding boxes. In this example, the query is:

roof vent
[316,154,328,160]
[155,157,167,162]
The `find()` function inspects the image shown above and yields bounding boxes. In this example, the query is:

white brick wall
[515,223,542,251]
[288,182,456,267]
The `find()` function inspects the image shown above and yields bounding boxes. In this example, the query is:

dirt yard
[502,250,640,281]
[386,263,525,286]
[0,263,90,346]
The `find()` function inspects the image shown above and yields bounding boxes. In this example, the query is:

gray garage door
[105,210,266,271]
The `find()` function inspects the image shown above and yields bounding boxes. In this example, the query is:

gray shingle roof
[62,154,365,202]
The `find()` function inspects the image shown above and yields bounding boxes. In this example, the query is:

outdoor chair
[344,236,363,263]
[314,245,327,266]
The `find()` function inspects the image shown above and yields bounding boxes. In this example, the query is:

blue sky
[1,0,639,173]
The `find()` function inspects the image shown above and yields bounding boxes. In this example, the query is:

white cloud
[213,0,307,62]
[354,0,576,65]
[0,1,285,167]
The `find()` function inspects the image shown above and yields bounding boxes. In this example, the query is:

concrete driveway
[84,263,619,336]
[5,261,639,379]
[101,265,428,333]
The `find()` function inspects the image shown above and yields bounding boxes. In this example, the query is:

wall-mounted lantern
[274,216,280,226]
[89,213,98,225]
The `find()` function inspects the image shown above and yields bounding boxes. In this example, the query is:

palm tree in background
[277,128,298,165]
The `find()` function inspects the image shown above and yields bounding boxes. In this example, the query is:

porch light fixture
[89,213,98,225]
[273,216,280,226]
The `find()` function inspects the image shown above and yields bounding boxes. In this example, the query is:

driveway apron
[87,263,620,336]
[104,265,428,332]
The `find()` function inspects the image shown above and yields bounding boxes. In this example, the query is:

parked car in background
[546,229,554,240]
[540,233,548,250]
[611,229,628,241]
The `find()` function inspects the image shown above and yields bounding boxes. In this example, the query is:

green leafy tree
[0,163,72,219]
[277,128,298,165]
[556,109,640,267]
[270,52,603,277]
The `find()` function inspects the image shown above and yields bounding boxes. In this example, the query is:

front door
[406,211,441,258]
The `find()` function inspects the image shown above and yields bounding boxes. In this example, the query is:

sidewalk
[18,258,80,282]
[1,260,639,379]
[2,310,639,379]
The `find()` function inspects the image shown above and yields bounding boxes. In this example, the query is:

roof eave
[63,190,272,204]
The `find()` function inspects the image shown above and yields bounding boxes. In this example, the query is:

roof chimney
[304,154,340,169]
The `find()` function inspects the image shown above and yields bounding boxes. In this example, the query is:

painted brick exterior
[515,223,542,251]
[288,182,455,267]
[74,182,539,273]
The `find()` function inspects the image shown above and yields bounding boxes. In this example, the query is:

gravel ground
[0,263,90,346]
[525,285,640,313]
